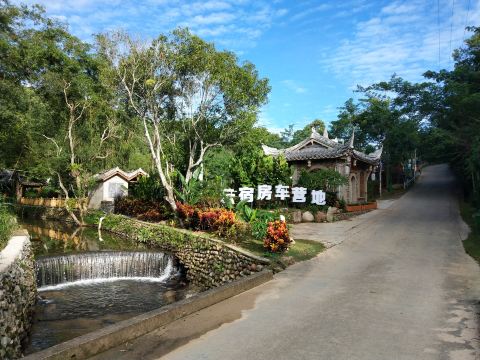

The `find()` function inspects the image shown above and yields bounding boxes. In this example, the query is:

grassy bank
[460,201,480,263]
[0,205,17,250]
[87,211,325,270]
[240,237,325,264]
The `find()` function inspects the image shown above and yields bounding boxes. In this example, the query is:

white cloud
[14,0,288,53]
[281,80,307,94]
[290,4,332,22]
[186,12,236,26]
[321,0,480,88]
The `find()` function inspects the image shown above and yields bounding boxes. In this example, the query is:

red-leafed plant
[176,201,195,220]
[264,220,291,253]
[115,197,171,221]
[175,202,237,236]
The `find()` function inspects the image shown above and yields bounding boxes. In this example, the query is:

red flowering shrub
[213,209,237,237]
[115,197,171,221]
[176,202,195,220]
[175,203,237,236]
[137,209,163,222]
[264,220,291,253]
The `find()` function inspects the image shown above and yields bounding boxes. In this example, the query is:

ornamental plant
[264,220,291,253]
[175,202,237,237]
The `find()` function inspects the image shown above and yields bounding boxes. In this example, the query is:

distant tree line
[1,0,479,217]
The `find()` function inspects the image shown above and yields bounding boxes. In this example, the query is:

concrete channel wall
[0,230,37,359]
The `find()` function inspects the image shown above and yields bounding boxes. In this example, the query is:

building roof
[262,128,382,166]
[94,167,148,182]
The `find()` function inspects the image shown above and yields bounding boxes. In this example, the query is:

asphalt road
[95,164,480,360]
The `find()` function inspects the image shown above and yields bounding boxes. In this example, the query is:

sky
[16,0,480,133]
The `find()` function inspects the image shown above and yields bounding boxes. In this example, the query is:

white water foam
[38,258,174,292]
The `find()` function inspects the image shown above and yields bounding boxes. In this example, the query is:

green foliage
[282,119,326,147]
[297,169,348,191]
[235,200,257,222]
[423,27,480,201]
[174,168,203,205]
[24,189,39,198]
[460,201,480,263]
[0,202,16,249]
[130,175,165,202]
[39,184,59,198]
[250,210,278,240]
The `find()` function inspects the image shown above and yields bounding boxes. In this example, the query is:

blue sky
[17,0,480,133]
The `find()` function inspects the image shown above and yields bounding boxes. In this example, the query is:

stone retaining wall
[99,215,269,290]
[0,230,36,359]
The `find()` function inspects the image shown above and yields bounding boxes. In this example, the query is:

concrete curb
[24,270,273,360]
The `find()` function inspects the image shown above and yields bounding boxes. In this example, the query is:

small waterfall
[36,251,176,291]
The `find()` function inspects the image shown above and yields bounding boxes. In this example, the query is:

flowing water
[36,251,175,289]
[18,217,190,354]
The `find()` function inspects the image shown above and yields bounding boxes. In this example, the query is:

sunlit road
[96,165,480,360]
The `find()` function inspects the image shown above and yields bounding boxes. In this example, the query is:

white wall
[88,176,129,209]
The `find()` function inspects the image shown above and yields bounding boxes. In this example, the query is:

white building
[88,167,147,209]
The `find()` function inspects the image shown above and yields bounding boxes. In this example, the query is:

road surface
[95,164,480,360]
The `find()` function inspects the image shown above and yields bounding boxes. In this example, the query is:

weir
[35,251,176,289]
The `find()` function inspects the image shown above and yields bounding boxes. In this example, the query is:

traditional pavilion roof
[262,128,382,166]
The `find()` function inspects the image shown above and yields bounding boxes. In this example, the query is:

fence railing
[18,197,82,209]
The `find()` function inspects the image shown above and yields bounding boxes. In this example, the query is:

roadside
[460,200,480,263]
[290,199,397,248]
[92,164,480,360]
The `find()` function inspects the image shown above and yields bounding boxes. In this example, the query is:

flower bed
[114,197,172,222]
[176,202,237,237]
[345,201,377,212]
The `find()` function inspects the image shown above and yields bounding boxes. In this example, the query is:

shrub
[129,174,165,202]
[213,209,236,237]
[0,204,16,250]
[176,202,195,220]
[115,196,172,221]
[175,202,237,237]
[39,185,60,198]
[264,220,291,253]
[250,210,278,240]
[235,200,257,222]
[24,189,39,198]
[137,209,163,222]
[297,168,347,192]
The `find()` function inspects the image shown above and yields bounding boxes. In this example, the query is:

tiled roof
[352,150,382,165]
[262,129,381,165]
[94,167,148,182]
[285,145,350,161]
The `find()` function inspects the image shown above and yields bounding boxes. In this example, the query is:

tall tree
[97,29,270,210]
[424,27,480,201]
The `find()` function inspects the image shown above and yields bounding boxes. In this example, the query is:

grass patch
[0,204,17,250]
[460,201,480,263]
[239,237,325,264]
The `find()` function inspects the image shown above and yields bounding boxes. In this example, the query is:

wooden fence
[19,197,82,209]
